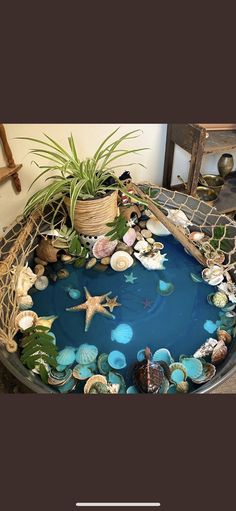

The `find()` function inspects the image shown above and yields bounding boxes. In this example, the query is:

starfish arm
[98,304,115,319]
[84,307,94,332]
[66,302,87,312]
[84,287,91,300]
[99,291,112,303]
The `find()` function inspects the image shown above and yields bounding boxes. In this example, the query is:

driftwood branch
[132,184,206,266]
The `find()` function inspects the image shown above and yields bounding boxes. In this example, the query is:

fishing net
[1,184,236,354]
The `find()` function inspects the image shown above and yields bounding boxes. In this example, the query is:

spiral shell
[110,251,133,272]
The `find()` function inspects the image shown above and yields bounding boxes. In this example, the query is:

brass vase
[217,153,234,178]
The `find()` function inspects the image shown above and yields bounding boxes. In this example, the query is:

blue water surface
[31,235,219,384]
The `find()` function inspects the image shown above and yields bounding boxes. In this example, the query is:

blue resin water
[31,235,219,385]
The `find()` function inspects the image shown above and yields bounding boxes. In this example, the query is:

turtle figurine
[133,347,166,393]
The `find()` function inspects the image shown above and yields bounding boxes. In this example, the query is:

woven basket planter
[64,190,118,236]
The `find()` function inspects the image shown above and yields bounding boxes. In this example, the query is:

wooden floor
[210,372,236,393]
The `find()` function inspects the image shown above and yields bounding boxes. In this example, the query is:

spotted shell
[92,237,117,259]
[217,329,232,344]
[211,340,228,365]
[110,250,133,272]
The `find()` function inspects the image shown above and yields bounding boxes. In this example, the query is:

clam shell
[48,368,72,387]
[75,343,98,365]
[18,294,33,310]
[201,265,224,286]
[73,364,95,381]
[36,238,59,263]
[56,347,76,367]
[84,374,107,394]
[123,228,136,247]
[169,363,187,384]
[92,237,117,259]
[126,385,139,394]
[35,275,49,290]
[134,240,150,253]
[189,231,205,242]
[97,353,112,375]
[152,348,173,365]
[108,371,126,394]
[146,217,170,236]
[108,350,127,370]
[15,311,38,331]
[110,251,133,272]
[191,362,216,384]
[211,340,228,365]
[58,377,77,393]
[176,381,190,393]
[167,209,192,228]
[181,357,203,380]
[217,329,232,344]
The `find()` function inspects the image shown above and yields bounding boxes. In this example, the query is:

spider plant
[19,128,148,226]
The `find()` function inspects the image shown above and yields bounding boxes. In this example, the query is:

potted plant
[20,128,148,236]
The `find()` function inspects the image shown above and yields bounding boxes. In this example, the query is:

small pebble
[68,288,81,300]
[94,263,108,272]
[141,229,152,239]
[134,225,141,232]
[86,257,97,270]
[101,257,110,265]
[34,264,45,277]
[147,237,154,244]
[136,232,143,241]
[116,242,133,255]
[61,254,73,262]
[34,257,48,266]
[57,269,70,279]
[138,220,147,229]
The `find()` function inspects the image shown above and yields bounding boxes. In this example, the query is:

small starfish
[66,287,114,332]
[124,272,137,284]
[104,296,121,313]
[142,299,153,309]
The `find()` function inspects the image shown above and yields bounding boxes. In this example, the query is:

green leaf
[39,364,49,385]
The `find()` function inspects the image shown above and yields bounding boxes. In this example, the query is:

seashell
[36,315,57,330]
[176,381,189,393]
[134,240,150,253]
[206,252,225,266]
[12,264,38,298]
[152,348,173,365]
[189,231,205,242]
[169,363,187,384]
[108,371,126,394]
[211,340,228,365]
[57,269,70,279]
[75,343,98,365]
[97,353,112,375]
[36,238,59,263]
[34,257,48,266]
[202,265,224,286]
[180,357,203,380]
[218,281,236,304]
[190,272,203,283]
[15,310,38,331]
[159,376,170,394]
[68,288,81,300]
[156,279,174,296]
[217,329,232,344]
[86,257,97,269]
[167,384,178,394]
[92,237,117,259]
[108,350,127,370]
[110,251,133,272]
[56,346,76,367]
[141,229,152,239]
[212,291,228,309]
[193,338,218,358]
[35,275,49,290]
[34,264,45,277]
[101,257,110,265]
[126,385,139,394]
[191,362,216,384]
[61,254,73,262]
[137,348,151,362]
[123,228,136,247]
[58,377,77,393]
[73,364,95,381]
[48,368,72,387]
[167,209,192,228]
[18,294,33,310]
[153,242,164,251]
[134,250,168,270]
[111,324,133,344]
[84,374,107,394]
[146,217,170,236]
[133,347,164,393]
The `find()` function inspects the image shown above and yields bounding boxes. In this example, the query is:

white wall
[1,123,236,234]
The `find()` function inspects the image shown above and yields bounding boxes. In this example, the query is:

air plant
[51,225,88,258]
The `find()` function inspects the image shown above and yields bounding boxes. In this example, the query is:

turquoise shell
[191,362,216,384]
[108,350,127,370]
[58,377,77,393]
[167,384,178,394]
[169,363,187,384]
[137,349,151,362]
[47,331,56,345]
[190,272,203,283]
[181,357,203,379]
[111,324,133,344]
[68,288,81,300]
[56,346,76,366]
[126,386,139,394]
[75,343,98,365]
[152,348,173,365]
[97,353,111,375]
[108,371,126,393]
[73,364,95,380]
[156,279,174,296]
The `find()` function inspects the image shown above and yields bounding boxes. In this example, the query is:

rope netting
[1,184,236,354]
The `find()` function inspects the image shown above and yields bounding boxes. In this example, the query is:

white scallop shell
[202,265,224,286]
[15,311,38,331]
[110,251,133,272]
[146,217,170,236]
[167,209,192,228]
[134,240,150,253]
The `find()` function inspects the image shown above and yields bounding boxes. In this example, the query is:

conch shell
[134,250,168,270]
[110,251,133,272]
[12,264,37,298]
